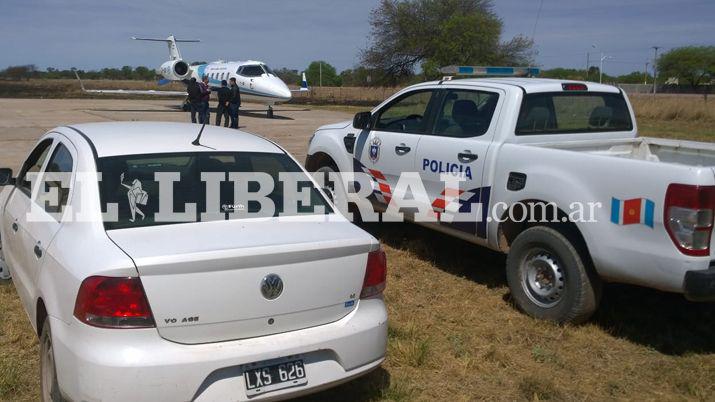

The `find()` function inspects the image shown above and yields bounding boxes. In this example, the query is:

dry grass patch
[630,94,715,123]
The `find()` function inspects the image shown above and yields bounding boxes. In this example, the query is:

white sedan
[0,122,388,401]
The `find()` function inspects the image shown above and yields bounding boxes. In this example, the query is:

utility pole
[586,52,590,80]
[644,62,649,85]
[319,62,323,87]
[652,46,660,95]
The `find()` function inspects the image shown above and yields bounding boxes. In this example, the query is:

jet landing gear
[267,105,274,119]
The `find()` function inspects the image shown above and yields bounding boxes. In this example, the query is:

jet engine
[159,59,191,81]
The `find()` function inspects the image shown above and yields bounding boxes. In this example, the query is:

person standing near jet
[215,80,230,127]
[186,78,202,124]
[228,77,241,129]
[198,75,211,124]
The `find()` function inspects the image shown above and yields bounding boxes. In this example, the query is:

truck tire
[316,163,340,203]
[40,319,64,402]
[506,226,601,324]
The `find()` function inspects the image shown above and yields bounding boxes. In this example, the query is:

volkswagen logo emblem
[261,274,283,300]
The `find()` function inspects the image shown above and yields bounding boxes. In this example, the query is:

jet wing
[75,72,187,96]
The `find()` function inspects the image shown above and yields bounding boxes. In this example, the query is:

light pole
[652,46,660,95]
[599,53,613,84]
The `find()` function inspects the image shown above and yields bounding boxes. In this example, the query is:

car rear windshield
[97,152,332,230]
[515,92,633,135]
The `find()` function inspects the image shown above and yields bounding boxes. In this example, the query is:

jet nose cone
[277,81,292,101]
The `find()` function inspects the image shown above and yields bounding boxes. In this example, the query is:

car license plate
[243,359,307,396]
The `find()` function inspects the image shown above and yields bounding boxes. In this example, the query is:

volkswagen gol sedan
[0,122,387,401]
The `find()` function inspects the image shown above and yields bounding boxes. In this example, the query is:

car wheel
[40,319,63,402]
[506,226,601,324]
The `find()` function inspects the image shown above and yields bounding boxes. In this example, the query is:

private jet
[75,35,308,118]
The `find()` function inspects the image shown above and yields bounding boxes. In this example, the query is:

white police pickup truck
[305,77,715,323]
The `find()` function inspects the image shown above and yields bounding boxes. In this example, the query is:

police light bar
[439,66,540,77]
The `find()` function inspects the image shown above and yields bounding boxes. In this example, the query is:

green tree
[360,0,533,83]
[133,66,155,80]
[305,61,341,87]
[540,68,587,80]
[274,68,301,85]
[617,71,651,84]
[658,46,715,90]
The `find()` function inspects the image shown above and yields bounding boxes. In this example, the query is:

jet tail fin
[291,72,310,92]
[131,34,200,61]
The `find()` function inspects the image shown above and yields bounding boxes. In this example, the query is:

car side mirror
[0,168,14,186]
[353,112,372,130]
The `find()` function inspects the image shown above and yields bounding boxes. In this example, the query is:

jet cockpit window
[239,65,265,77]
[261,64,275,76]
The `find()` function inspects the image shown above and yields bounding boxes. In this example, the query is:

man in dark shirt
[215,80,230,127]
[228,77,241,129]
[198,75,211,124]
[186,78,202,124]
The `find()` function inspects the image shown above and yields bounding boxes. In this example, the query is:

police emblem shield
[369,137,382,163]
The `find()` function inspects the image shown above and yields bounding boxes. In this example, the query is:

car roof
[410,77,621,94]
[65,122,284,158]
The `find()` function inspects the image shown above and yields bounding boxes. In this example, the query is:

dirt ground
[0,98,714,401]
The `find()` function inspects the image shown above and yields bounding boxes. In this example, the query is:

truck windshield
[97,152,332,230]
[515,92,633,135]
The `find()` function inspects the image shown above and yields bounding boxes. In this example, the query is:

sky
[0,0,713,76]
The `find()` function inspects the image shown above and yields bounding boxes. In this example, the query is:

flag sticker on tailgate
[611,197,655,228]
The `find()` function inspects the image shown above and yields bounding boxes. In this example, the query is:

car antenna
[191,123,215,150]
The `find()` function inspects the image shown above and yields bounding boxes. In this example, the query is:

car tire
[40,319,64,402]
[506,226,601,324]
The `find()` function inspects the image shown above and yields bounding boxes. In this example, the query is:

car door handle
[395,144,411,155]
[11,222,18,233]
[457,151,479,163]
[33,242,43,259]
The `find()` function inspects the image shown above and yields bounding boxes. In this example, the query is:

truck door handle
[395,144,411,155]
[457,151,478,163]
[11,222,18,233]
[33,242,43,259]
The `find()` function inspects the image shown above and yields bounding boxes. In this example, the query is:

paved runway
[0,98,353,171]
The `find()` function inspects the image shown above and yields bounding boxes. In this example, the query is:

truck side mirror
[0,168,15,186]
[353,112,372,130]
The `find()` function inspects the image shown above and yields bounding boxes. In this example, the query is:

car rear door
[23,139,76,270]
[414,86,504,239]
[354,88,439,207]
[2,138,54,312]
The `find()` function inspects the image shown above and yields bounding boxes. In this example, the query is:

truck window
[516,92,633,135]
[433,90,499,138]
[374,90,434,134]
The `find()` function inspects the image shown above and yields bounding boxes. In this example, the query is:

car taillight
[361,248,387,298]
[665,184,715,257]
[74,276,155,328]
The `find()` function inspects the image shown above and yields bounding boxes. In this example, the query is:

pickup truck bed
[540,137,715,167]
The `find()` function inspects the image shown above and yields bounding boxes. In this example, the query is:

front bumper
[684,267,715,302]
[51,298,387,401]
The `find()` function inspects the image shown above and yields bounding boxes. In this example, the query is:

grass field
[1,90,714,401]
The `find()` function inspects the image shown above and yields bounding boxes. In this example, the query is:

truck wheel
[40,319,63,402]
[316,164,340,203]
[506,226,601,324]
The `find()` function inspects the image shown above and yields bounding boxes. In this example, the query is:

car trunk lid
[107,216,375,344]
